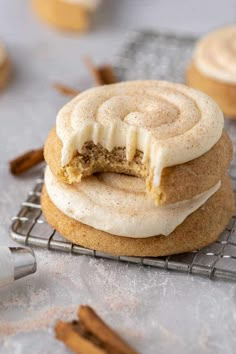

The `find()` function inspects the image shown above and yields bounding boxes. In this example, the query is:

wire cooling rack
[10,30,236,281]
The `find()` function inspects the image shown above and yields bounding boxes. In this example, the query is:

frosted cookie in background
[31,0,102,32]
[186,25,236,119]
[0,40,11,91]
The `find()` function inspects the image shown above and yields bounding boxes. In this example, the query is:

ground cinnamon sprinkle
[0,306,76,337]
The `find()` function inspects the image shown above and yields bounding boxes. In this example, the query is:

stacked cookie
[186,25,236,118]
[42,80,234,257]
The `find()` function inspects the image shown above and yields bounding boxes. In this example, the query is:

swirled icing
[194,25,236,83]
[56,81,223,186]
[45,166,221,238]
[60,0,101,11]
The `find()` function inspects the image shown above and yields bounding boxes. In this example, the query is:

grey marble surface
[0,1,236,353]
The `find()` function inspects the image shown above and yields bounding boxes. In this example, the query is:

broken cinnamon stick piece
[79,306,138,354]
[53,82,80,96]
[55,305,139,354]
[96,65,118,85]
[55,321,106,354]
[83,56,117,85]
[9,148,44,175]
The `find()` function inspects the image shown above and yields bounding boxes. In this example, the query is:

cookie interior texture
[186,62,236,118]
[41,175,234,257]
[44,127,233,205]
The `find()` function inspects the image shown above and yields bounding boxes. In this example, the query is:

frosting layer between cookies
[194,25,236,84]
[56,81,223,187]
[45,166,220,238]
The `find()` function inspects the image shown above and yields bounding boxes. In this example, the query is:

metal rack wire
[10,30,236,281]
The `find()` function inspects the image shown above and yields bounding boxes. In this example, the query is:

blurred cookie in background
[186,25,236,119]
[31,0,102,32]
[0,40,11,91]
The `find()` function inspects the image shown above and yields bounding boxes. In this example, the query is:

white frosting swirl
[194,25,236,83]
[60,0,101,11]
[45,167,221,238]
[56,80,223,186]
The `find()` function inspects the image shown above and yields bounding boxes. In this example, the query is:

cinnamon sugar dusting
[0,306,76,337]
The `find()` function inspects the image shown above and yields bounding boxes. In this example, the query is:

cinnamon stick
[79,306,138,354]
[53,82,80,96]
[55,321,106,354]
[55,305,138,354]
[96,65,118,85]
[83,57,117,85]
[9,148,44,175]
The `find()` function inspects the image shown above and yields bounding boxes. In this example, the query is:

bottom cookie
[41,177,234,257]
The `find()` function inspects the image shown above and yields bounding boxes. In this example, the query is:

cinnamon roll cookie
[44,80,232,205]
[32,0,101,32]
[0,40,10,90]
[42,80,234,256]
[186,25,236,118]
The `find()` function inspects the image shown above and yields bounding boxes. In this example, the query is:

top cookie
[193,25,236,84]
[56,80,224,187]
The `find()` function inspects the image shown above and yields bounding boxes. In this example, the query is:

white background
[0,1,236,353]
